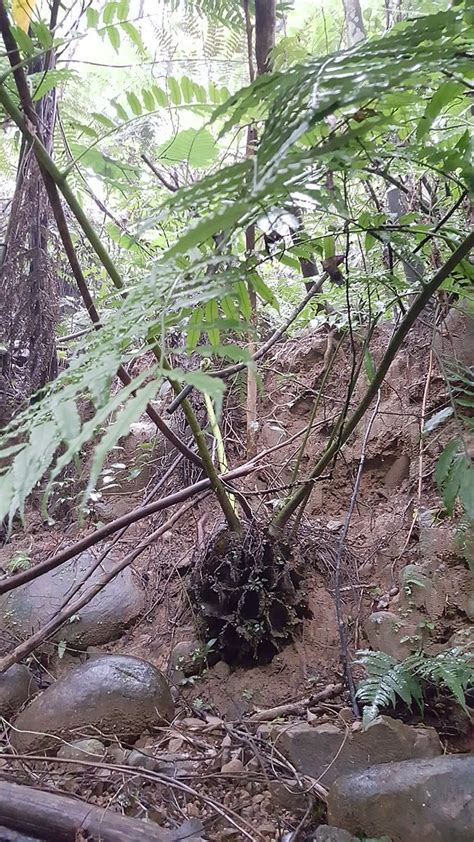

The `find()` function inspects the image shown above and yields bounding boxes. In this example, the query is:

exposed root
[190,520,359,666]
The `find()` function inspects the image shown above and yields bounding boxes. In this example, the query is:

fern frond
[356,650,423,728]
[356,648,474,728]
[416,647,473,711]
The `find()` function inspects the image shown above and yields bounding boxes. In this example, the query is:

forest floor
[1,315,472,841]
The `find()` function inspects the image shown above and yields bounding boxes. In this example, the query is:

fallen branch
[57,451,185,613]
[0,779,199,841]
[0,493,209,672]
[0,419,326,597]
[247,682,344,721]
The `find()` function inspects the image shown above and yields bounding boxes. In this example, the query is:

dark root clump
[189,524,309,665]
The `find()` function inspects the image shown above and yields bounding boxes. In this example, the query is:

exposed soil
[1,317,472,840]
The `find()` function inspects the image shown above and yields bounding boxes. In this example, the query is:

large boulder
[11,655,174,753]
[276,716,441,786]
[0,552,144,650]
[0,664,38,719]
[327,755,474,842]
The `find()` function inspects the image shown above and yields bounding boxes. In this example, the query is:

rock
[363,610,424,659]
[11,655,174,753]
[433,309,474,369]
[127,749,160,771]
[107,745,130,765]
[0,553,144,650]
[419,525,460,560]
[277,716,441,786]
[0,829,41,842]
[400,559,472,622]
[384,454,410,489]
[261,421,287,450]
[169,641,202,681]
[221,758,243,774]
[0,664,38,719]
[339,707,353,723]
[57,739,105,771]
[269,779,309,814]
[212,660,231,679]
[313,828,358,842]
[259,824,276,836]
[467,593,474,622]
[327,755,474,842]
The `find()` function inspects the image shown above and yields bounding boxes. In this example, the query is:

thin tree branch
[334,388,381,715]
[166,276,328,414]
[270,231,474,533]
[0,494,209,673]
[141,153,178,192]
[0,3,203,470]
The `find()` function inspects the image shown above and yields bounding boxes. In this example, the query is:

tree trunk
[0,5,60,415]
[255,0,276,74]
[342,0,365,46]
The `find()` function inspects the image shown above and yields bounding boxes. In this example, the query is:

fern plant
[356,648,473,728]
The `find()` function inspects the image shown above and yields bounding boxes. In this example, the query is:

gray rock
[419,525,460,560]
[127,749,160,771]
[269,779,309,814]
[0,664,38,719]
[363,611,424,659]
[107,745,130,765]
[0,552,144,650]
[277,716,441,786]
[57,738,105,771]
[169,641,203,681]
[11,655,174,753]
[313,828,358,842]
[0,829,42,842]
[327,755,474,842]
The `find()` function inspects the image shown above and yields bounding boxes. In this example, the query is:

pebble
[221,758,243,774]
[339,706,353,722]
[127,749,159,771]
[107,745,130,765]
[253,793,265,805]
[186,802,200,818]
[260,823,276,835]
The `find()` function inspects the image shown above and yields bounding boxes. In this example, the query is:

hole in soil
[199,585,221,613]
[268,599,290,632]
[239,589,261,620]
[255,639,279,664]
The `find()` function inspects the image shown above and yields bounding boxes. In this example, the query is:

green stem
[270,231,474,536]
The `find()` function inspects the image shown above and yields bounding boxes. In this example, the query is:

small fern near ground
[356,648,474,728]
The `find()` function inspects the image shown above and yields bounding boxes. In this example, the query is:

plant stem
[270,231,474,535]
[0,14,240,531]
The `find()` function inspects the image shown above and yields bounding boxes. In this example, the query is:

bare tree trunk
[255,0,276,74]
[0,3,60,416]
[243,0,276,458]
[342,0,365,46]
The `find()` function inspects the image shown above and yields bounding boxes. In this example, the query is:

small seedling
[8,551,31,572]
